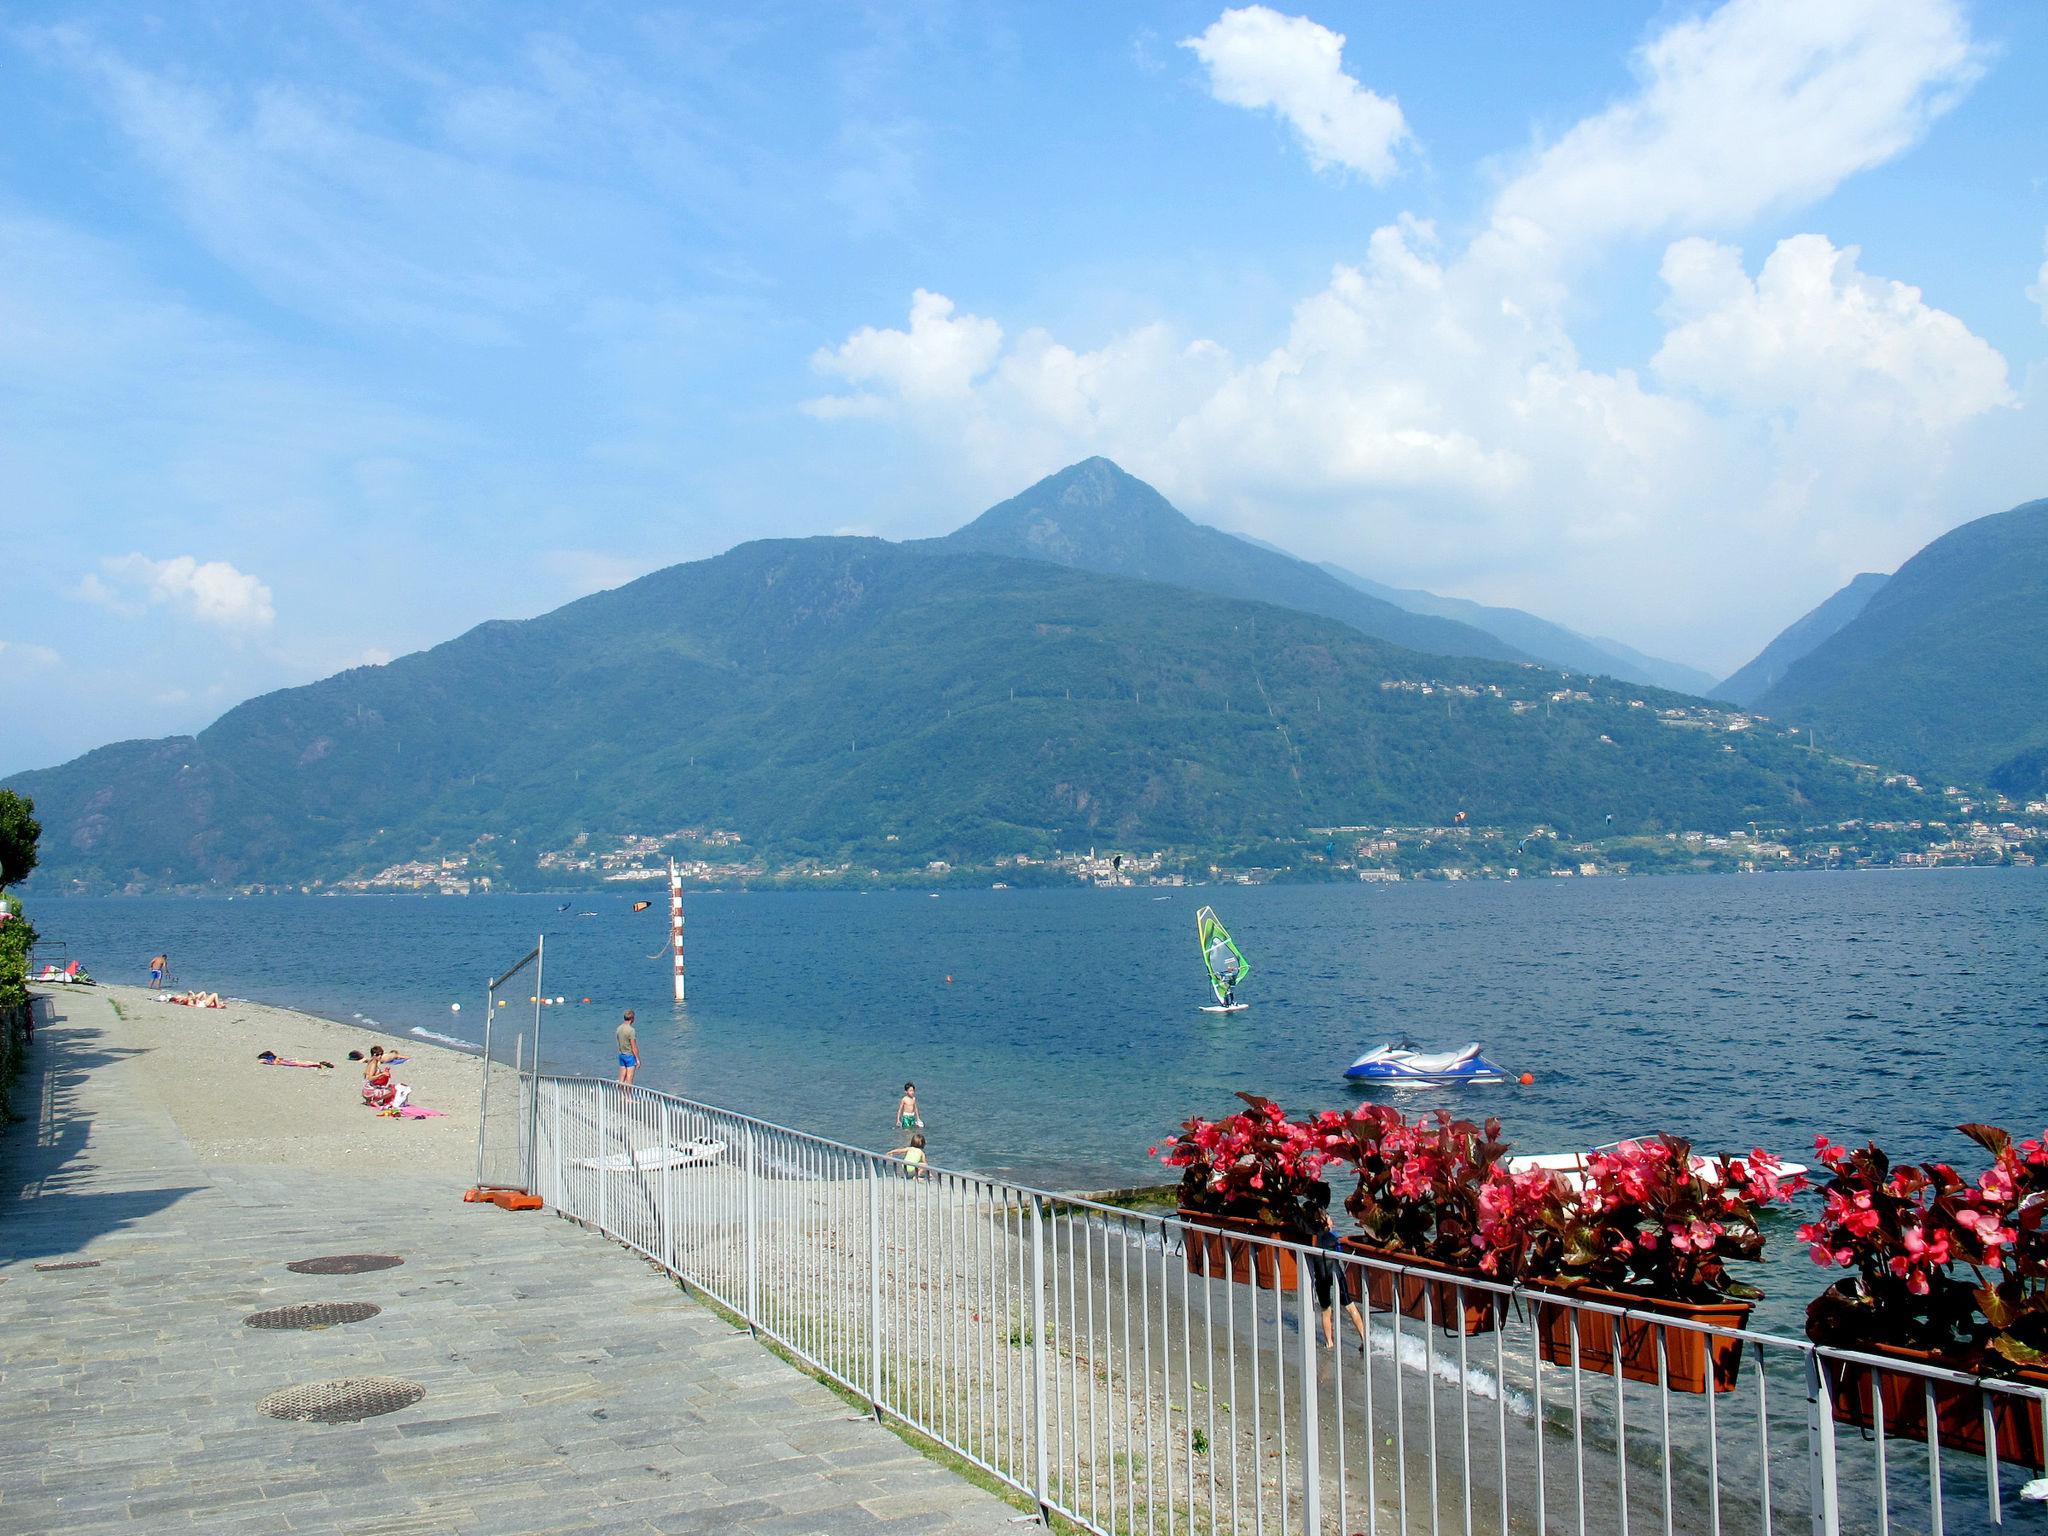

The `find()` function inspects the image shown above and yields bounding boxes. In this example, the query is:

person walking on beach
[616,1010,639,1092]
[1308,1193,1367,1351]
[896,1082,922,1133]
[148,953,167,990]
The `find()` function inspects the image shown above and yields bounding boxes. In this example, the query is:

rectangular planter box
[1827,1345,2047,1465]
[1531,1284,1753,1394]
[1340,1238,1506,1336]
[1177,1209,1300,1291]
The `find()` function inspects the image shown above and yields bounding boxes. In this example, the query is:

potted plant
[1529,1136,1803,1393]
[1805,1126,2047,1460]
[1154,1094,1330,1290]
[1334,1107,1517,1335]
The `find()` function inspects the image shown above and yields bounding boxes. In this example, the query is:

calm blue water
[33,871,2047,1194]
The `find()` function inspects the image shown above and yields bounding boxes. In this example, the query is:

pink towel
[394,1105,445,1119]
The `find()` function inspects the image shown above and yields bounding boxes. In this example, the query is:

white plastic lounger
[573,1140,725,1173]
[1507,1143,1809,1191]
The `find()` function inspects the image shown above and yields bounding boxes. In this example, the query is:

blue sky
[5,0,2046,774]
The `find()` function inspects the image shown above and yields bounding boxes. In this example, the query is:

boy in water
[616,1010,639,1091]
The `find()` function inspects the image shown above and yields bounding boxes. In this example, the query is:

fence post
[1297,1250,1322,1534]
[660,1100,675,1274]
[743,1125,760,1330]
[867,1158,884,1415]
[1029,1193,1051,1524]
[550,1080,562,1209]
[1805,1349,1841,1536]
[597,1085,610,1235]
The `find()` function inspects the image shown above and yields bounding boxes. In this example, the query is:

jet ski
[1344,1042,1510,1086]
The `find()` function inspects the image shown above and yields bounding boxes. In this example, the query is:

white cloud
[2030,235,2048,325]
[1493,0,1980,251]
[803,0,2019,667]
[1183,6,1410,182]
[0,640,62,669]
[804,225,2012,663]
[24,25,694,341]
[1655,234,2011,431]
[88,554,276,631]
[806,289,1003,410]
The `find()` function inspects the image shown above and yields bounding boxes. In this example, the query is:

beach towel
[388,1105,446,1119]
[258,1053,334,1068]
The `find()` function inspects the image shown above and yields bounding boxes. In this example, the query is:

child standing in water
[889,1131,928,1180]
[896,1082,922,1133]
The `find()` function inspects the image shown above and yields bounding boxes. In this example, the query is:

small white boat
[573,1140,725,1173]
[1507,1141,1809,1190]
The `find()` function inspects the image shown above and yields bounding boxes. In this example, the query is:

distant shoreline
[21,857,2043,901]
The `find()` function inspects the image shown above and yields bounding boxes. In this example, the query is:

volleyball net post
[469,933,546,1208]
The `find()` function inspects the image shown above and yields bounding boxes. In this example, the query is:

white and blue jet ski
[1344,1041,1510,1087]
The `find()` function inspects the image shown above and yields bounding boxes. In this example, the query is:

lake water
[31,869,2048,1335]
[34,869,2046,1191]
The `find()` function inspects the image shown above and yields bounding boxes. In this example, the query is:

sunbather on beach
[360,1045,411,1110]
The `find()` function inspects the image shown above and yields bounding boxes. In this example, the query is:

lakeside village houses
[236,678,2048,896]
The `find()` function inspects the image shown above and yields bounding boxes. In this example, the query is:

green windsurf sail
[1195,906,1249,1006]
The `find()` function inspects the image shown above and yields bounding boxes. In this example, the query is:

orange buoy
[582,996,591,1004]
[1518,1072,1535,1085]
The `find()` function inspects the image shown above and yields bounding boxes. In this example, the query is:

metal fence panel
[528,1077,2048,1536]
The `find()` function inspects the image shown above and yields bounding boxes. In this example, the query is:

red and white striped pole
[668,859,686,1003]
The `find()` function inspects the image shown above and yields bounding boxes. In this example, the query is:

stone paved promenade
[0,986,1024,1535]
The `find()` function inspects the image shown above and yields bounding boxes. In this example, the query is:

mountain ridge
[6,533,1923,893]
[1755,499,2048,791]
[1317,563,1718,695]
[1716,572,1889,706]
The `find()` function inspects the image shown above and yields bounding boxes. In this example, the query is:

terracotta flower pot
[1177,1209,1301,1291]
[1530,1283,1753,1394]
[1339,1237,1506,1335]
[1826,1343,2047,1464]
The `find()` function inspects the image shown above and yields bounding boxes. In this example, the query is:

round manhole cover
[260,1377,425,1423]
[285,1254,403,1276]
[245,1301,382,1331]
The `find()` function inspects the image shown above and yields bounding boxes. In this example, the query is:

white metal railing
[526,1077,2048,1536]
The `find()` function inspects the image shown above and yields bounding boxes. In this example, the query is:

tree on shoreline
[0,790,38,891]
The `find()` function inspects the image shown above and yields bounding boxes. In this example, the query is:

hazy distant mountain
[1318,565,1719,696]
[939,458,1529,665]
[5,536,1920,892]
[1757,499,2048,792]
[1716,573,1889,706]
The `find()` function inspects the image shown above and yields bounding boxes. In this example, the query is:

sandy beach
[71,982,486,1178]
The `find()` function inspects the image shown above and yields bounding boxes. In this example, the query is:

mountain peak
[949,458,1188,563]
[940,459,1530,664]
